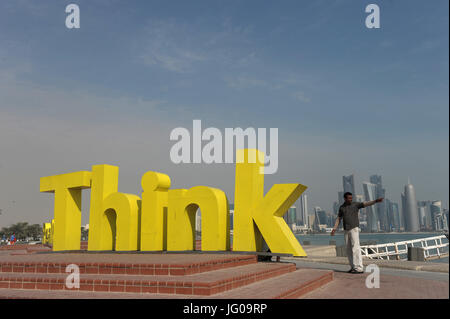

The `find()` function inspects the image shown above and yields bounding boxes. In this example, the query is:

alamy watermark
[64,3,379,30]
[365,264,380,288]
[65,4,80,29]
[365,4,380,29]
[65,263,80,289]
[169,120,279,174]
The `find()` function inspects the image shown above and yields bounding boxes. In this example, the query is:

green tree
[7,222,29,240]
[0,222,44,241]
[26,224,42,240]
[81,226,89,241]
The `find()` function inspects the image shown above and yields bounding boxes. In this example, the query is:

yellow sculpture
[50,219,54,245]
[233,149,307,256]
[42,222,52,245]
[40,149,307,256]
[140,171,170,251]
[40,171,91,251]
[87,164,140,251]
[167,186,229,251]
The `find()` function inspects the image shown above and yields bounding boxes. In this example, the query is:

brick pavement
[2,245,445,299]
[0,262,295,296]
[301,271,449,299]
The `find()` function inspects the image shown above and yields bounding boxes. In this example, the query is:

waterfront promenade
[285,245,448,299]
[0,244,447,299]
[287,245,449,273]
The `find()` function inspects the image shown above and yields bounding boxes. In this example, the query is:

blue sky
[0,0,448,225]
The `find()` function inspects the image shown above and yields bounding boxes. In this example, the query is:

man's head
[344,192,353,204]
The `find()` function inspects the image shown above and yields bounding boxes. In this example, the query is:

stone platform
[0,247,333,299]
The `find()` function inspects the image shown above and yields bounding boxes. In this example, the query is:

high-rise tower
[370,175,387,231]
[390,201,400,231]
[298,194,308,227]
[402,181,420,232]
[363,182,379,232]
[430,201,443,231]
[343,174,355,195]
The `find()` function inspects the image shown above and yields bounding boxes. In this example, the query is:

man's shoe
[352,269,364,274]
[347,268,355,273]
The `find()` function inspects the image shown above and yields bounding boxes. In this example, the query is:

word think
[40,149,308,257]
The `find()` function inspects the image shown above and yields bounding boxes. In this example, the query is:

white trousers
[344,227,363,271]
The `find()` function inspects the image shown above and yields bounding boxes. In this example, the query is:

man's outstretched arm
[363,198,384,207]
[331,216,341,236]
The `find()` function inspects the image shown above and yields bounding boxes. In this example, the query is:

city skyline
[285,171,448,233]
[330,174,446,232]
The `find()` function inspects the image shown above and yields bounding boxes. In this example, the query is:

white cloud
[224,75,271,90]
[291,91,311,103]
[136,18,256,73]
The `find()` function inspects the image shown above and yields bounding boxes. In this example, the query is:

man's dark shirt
[338,202,364,231]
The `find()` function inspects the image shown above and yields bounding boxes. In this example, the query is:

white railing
[360,235,449,261]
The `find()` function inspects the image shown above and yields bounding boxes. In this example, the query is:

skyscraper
[443,213,449,231]
[343,174,355,195]
[284,206,297,226]
[401,192,406,230]
[298,194,308,227]
[313,207,327,231]
[418,201,433,230]
[338,191,344,206]
[333,201,340,216]
[418,206,427,230]
[289,206,297,226]
[363,182,379,232]
[444,209,449,230]
[390,202,400,231]
[430,201,443,231]
[402,182,420,232]
[354,194,365,220]
[370,175,388,231]
[385,198,392,231]
[314,207,327,225]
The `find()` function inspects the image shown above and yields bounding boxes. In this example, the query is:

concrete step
[0,267,332,299]
[0,262,295,296]
[211,269,333,299]
[0,253,257,276]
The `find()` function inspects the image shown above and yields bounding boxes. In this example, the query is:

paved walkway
[285,246,449,273]
[291,259,449,281]
[289,259,448,299]
[302,271,448,299]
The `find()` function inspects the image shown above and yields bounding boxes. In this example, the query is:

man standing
[331,192,383,274]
